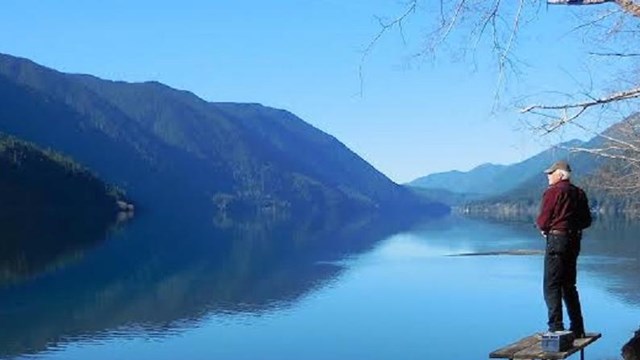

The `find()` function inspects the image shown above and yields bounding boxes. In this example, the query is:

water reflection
[0,210,115,287]
[0,209,424,358]
[468,217,640,307]
[580,218,640,306]
[3,211,640,359]
[409,215,640,307]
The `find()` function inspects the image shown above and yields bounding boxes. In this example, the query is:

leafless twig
[589,51,640,56]
[521,87,640,132]
[358,1,417,95]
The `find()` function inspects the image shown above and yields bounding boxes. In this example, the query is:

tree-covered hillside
[408,139,586,198]
[0,133,125,282]
[453,118,640,219]
[0,53,447,218]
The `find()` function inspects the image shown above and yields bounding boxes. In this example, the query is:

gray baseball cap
[544,160,572,174]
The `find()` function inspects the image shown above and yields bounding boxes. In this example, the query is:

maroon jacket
[536,179,592,233]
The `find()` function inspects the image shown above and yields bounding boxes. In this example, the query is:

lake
[1,212,639,360]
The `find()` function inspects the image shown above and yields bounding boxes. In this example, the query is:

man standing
[536,160,592,337]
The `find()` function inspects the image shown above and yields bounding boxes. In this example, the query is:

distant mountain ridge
[408,139,586,198]
[409,163,507,195]
[468,118,637,218]
[409,117,640,217]
[0,53,447,217]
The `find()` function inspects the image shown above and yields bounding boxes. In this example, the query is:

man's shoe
[571,329,586,338]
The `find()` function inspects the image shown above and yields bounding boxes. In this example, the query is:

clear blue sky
[0,0,616,183]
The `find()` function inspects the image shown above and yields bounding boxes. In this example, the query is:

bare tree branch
[615,0,640,17]
[358,0,417,95]
[589,51,640,56]
[365,0,640,193]
[569,146,640,161]
[548,0,640,17]
[521,87,640,132]
[548,0,615,5]
[435,0,469,48]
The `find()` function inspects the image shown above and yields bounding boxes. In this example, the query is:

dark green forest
[0,133,125,283]
[0,53,447,219]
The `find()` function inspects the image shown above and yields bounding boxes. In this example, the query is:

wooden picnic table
[490,332,601,360]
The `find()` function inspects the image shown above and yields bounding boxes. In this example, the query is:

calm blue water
[1,214,639,359]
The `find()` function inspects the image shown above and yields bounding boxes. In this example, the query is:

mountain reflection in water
[0,208,422,358]
[0,212,115,286]
[2,212,640,360]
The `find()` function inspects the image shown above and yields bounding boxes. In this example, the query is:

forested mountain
[409,163,508,195]
[0,53,446,218]
[413,117,640,218]
[0,133,125,282]
[408,139,585,197]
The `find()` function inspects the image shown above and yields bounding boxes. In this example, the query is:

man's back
[537,179,591,233]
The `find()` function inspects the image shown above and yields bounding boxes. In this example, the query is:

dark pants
[544,233,584,334]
